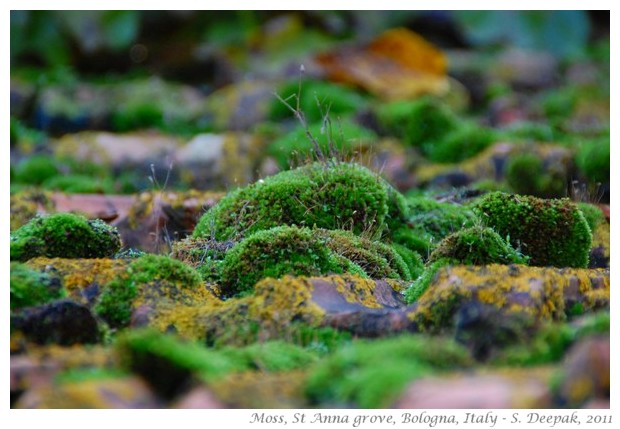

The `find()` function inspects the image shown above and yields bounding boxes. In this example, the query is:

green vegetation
[505,152,566,198]
[576,202,605,232]
[10,213,122,261]
[13,155,60,185]
[94,254,204,328]
[268,121,376,169]
[218,226,344,297]
[305,335,472,408]
[10,262,65,310]
[404,260,449,304]
[428,226,528,266]
[193,162,401,241]
[269,79,367,123]
[575,137,610,184]
[473,192,592,268]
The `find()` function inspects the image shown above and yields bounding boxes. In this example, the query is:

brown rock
[172,386,225,409]
[394,374,551,409]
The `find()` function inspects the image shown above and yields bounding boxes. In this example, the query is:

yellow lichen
[10,189,55,230]
[407,264,609,331]
[331,274,385,309]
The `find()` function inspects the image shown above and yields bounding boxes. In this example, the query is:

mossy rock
[304,335,473,408]
[218,226,344,297]
[10,189,55,231]
[10,213,122,262]
[428,226,528,266]
[407,265,609,333]
[13,155,60,185]
[94,254,210,329]
[10,262,65,310]
[193,162,401,241]
[425,122,497,164]
[268,121,377,169]
[575,137,610,185]
[473,192,592,268]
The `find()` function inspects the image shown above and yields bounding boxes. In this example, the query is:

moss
[376,97,460,149]
[171,237,235,283]
[42,174,114,194]
[193,162,396,241]
[505,152,567,198]
[404,259,450,304]
[575,137,610,184]
[10,262,65,310]
[115,329,245,399]
[304,334,472,408]
[218,226,344,297]
[493,311,610,366]
[473,192,592,268]
[425,122,497,164]
[404,195,477,257]
[269,79,367,123]
[94,254,207,329]
[10,213,122,262]
[428,226,528,266]
[316,229,412,281]
[55,367,129,384]
[13,155,60,185]
[220,341,319,372]
[10,189,54,231]
[576,203,605,232]
[392,243,424,280]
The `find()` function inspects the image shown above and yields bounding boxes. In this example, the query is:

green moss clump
[428,226,528,266]
[10,262,65,310]
[42,174,114,194]
[473,192,592,268]
[13,155,60,185]
[10,213,122,262]
[219,226,344,297]
[94,254,204,328]
[425,122,497,164]
[305,335,472,408]
[505,153,566,198]
[575,137,610,184]
[576,202,605,232]
[268,121,377,169]
[493,312,610,366]
[269,79,367,123]
[403,195,477,257]
[220,341,319,372]
[316,229,413,281]
[376,98,460,148]
[392,243,424,280]
[193,162,396,241]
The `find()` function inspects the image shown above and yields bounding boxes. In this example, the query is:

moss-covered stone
[219,226,344,297]
[42,174,114,194]
[575,137,610,185]
[94,254,209,329]
[404,260,449,304]
[304,335,472,408]
[193,162,400,241]
[171,237,235,283]
[473,192,592,268]
[10,213,122,262]
[576,203,605,233]
[425,122,497,164]
[10,262,65,310]
[428,226,528,266]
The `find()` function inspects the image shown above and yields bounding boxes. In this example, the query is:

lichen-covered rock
[94,255,212,329]
[10,213,122,262]
[148,274,409,345]
[10,189,55,231]
[304,335,473,408]
[193,161,403,241]
[15,375,161,409]
[407,265,609,333]
[473,192,592,268]
[428,226,528,266]
[11,300,100,346]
